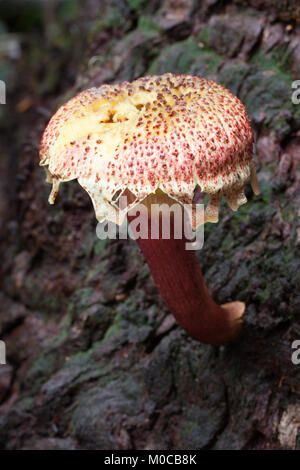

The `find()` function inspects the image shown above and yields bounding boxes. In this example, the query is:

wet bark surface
[0,0,299,450]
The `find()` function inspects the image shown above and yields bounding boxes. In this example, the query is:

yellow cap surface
[40,73,259,226]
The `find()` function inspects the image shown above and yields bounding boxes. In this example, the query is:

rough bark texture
[0,0,300,450]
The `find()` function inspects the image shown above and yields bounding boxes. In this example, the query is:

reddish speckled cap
[40,73,260,227]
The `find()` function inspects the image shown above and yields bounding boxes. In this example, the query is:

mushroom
[40,73,260,345]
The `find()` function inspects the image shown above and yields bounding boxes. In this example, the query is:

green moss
[148,38,221,76]
[221,234,234,256]
[256,288,271,304]
[115,294,148,326]
[218,62,250,95]
[127,0,147,12]
[103,313,123,340]
[24,353,56,392]
[85,260,108,284]
[181,420,199,438]
[57,0,80,23]
[92,9,125,32]
[259,181,273,205]
[242,71,292,132]
[202,49,221,74]
[65,345,95,366]
[93,238,109,256]
[199,27,211,46]
[19,397,34,411]
[216,51,296,137]
[138,15,161,36]
[148,40,195,75]
[272,45,294,71]
[72,287,95,312]
[50,313,72,347]
[251,50,293,83]
[282,207,295,223]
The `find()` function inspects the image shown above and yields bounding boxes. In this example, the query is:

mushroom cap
[40,73,260,226]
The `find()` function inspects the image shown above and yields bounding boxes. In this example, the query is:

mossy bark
[0,0,299,450]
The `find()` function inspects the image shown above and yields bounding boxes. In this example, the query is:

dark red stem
[127,195,243,345]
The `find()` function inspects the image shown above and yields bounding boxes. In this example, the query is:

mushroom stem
[127,193,244,345]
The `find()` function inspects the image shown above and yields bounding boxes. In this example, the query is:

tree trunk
[0,0,299,450]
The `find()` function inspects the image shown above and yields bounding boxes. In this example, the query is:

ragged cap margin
[40,73,260,229]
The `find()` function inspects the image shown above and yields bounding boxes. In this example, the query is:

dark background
[0,0,299,450]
